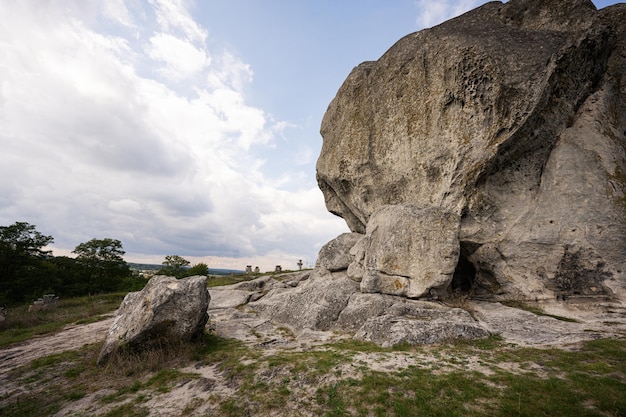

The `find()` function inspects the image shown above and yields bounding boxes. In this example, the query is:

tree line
[0,222,209,306]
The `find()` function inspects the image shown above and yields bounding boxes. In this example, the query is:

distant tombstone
[297,259,303,270]
[245,265,253,274]
[275,265,282,273]
[28,294,59,312]
[254,266,260,273]
[43,294,59,305]
[29,299,44,312]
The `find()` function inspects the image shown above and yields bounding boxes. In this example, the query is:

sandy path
[0,317,113,375]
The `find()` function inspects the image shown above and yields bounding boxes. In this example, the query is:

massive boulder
[98,275,210,364]
[317,0,626,303]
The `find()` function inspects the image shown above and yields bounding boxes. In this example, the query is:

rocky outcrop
[317,0,626,303]
[98,275,210,364]
[354,302,489,347]
[249,270,489,345]
[251,270,359,331]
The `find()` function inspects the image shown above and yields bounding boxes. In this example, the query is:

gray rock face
[207,270,623,351]
[250,269,489,345]
[250,269,359,331]
[354,302,489,347]
[317,0,626,302]
[98,275,209,364]
[359,205,460,298]
[332,292,398,332]
[315,232,363,272]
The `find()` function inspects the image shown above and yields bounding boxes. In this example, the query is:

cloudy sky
[0,0,618,271]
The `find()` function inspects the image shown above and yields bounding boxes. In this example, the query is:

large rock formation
[250,268,490,345]
[317,0,626,303]
[98,275,210,364]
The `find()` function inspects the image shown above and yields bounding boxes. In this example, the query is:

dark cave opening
[451,247,477,294]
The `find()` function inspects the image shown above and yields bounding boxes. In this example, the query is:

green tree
[0,222,54,304]
[158,255,190,278]
[72,238,130,293]
[187,262,209,277]
[44,256,89,297]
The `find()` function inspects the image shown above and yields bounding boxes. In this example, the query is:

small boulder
[97,275,210,364]
[315,232,363,272]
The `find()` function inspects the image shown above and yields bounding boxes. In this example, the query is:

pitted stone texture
[250,270,489,346]
[317,0,626,301]
[346,235,367,282]
[332,292,398,333]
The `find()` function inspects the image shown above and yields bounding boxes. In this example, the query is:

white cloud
[206,51,254,93]
[0,0,347,268]
[101,0,136,28]
[109,198,143,213]
[146,32,210,80]
[415,0,484,29]
[148,0,207,42]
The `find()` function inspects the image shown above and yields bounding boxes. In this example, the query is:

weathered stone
[250,269,359,332]
[470,301,600,346]
[278,270,311,287]
[98,275,209,364]
[360,205,460,298]
[218,0,626,349]
[316,0,626,302]
[247,269,491,346]
[208,289,254,309]
[315,232,363,272]
[209,275,301,308]
[332,292,398,332]
[228,275,288,292]
[346,235,366,282]
[354,301,489,347]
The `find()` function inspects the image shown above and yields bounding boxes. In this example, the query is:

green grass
[0,293,125,347]
[307,338,626,417]
[144,368,199,393]
[2,332,625,416]
[206,274,251,287]
[1,292,625,416]
[103,403,149,417]
[1,332,229,416]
